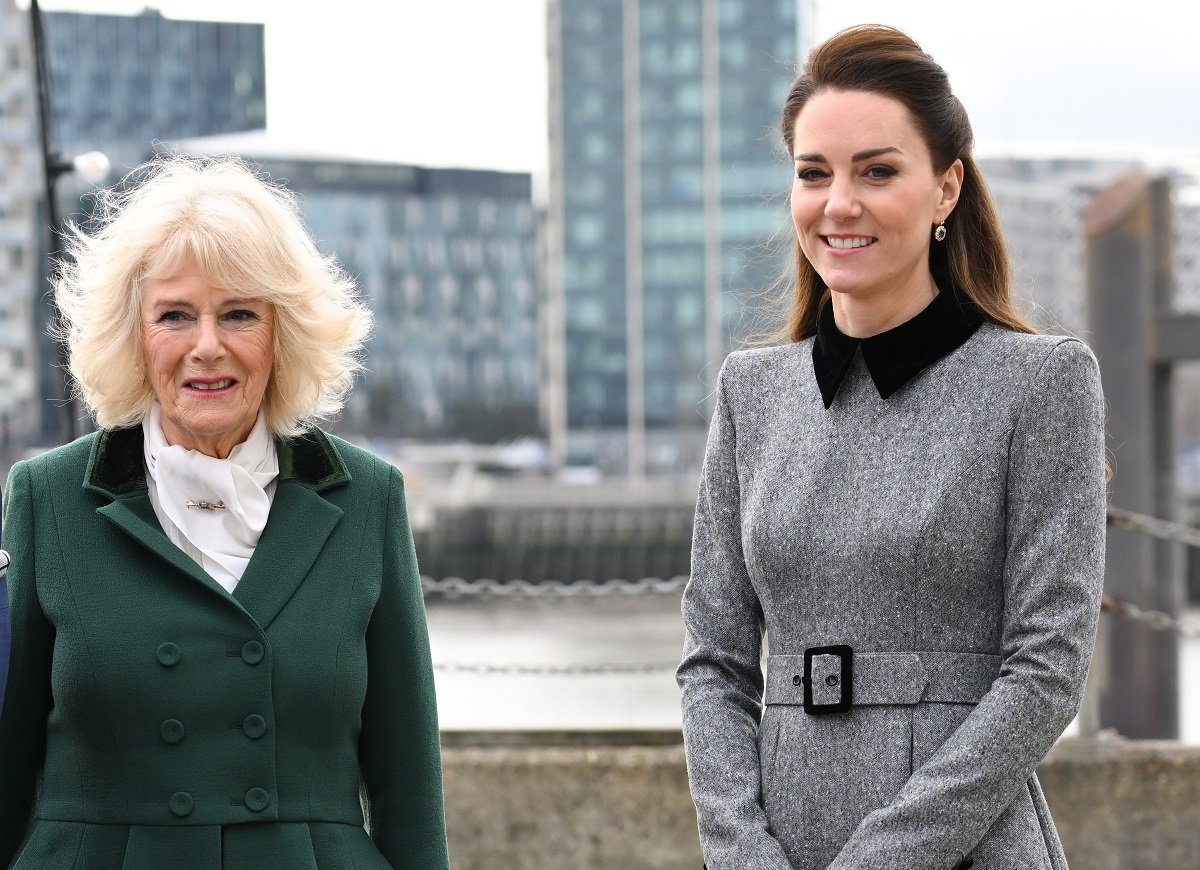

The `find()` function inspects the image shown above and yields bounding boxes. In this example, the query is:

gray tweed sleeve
[677,355,793,870]
[828,338,1107,869]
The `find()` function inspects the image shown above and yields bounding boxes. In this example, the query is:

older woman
[677,25,1106,870]
[0,157,449,869]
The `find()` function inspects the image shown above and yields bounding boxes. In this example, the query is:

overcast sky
[30,0,1200,176]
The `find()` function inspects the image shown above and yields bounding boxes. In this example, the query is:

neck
[160,420,257,460]
[830,278,938,339]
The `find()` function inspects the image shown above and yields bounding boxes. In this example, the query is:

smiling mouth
[824,236,875,250]
[187,379,235,391]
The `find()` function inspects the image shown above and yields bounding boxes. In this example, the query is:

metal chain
[1107,506,1200,548]
[434,660,678,676]
[1102,507,1200,638]
[421,507,1200,653]
[1101,594,1200,640]
[422,575,688,598]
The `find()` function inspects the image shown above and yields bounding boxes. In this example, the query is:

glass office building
[547,0,799,475]
[0,0,41,448]
[44,9,265,172]
[169,137,539,441]
[9,8,267,444]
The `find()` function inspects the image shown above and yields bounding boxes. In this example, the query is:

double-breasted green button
[241,640,265,665]
[169,791,194,817]
[160,718,185,744]
[242,714,267,739]
[244,787,270,812]
[156,642,181,667]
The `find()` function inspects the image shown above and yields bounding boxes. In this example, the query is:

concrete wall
[442,731,700,870]
[1038,736,1200,869]
[441,731,1200,870]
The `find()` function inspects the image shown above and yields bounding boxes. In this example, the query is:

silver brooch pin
[185,500,227,511]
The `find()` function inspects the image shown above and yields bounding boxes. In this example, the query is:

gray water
[427,596,1200,741]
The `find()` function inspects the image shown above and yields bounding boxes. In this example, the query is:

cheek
[790,190,820,229]
[790,193,818,253]
[142,335,179,381]
[242,333,275,379]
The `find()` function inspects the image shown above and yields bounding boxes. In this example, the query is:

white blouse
[142,404,279,593]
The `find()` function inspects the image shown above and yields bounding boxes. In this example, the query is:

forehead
[791,89,927,157]
[140,272,267,308]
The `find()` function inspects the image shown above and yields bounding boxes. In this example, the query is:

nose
[189,315,226,361]
[824,177,861,221]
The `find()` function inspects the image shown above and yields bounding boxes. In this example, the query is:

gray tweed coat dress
[677,293,1107,870]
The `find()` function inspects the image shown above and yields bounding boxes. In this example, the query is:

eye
[157,309,191,324]
[795,166,827,183]
[222,309,260,324]
[865,164,898,180]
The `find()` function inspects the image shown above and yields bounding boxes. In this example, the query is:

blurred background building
[0,0,41,450]
[22,7,268,445]
[546,0,801,476]
[43,8,265,174]
[166,134,541,442]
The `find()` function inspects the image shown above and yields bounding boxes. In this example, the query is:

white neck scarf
[143,403,280,593]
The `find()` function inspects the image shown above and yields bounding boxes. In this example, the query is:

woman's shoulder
[970,323,1098,374]
[720,340,812,384]
[305,428,404,484]
[961,325,1102,417]
[9,430,103,483]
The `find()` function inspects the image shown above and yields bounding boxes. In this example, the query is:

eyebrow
[794,146,902,163]
[146,297,265,311]
[146,298,195,310]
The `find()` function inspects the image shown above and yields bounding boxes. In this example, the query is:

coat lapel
[231,481,343,629]
[85,427,231,600]
[95,496,230,599]
[84,425,351,627]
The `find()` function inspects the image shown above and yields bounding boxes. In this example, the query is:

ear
[936,158,965,222]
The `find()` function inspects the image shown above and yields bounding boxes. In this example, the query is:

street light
[49,150,112,187]
[29,0,112,442]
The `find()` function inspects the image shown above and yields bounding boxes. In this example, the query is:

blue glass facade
[173,153,539,440]
[45,10,266,171]
[550,0,797,473]
[29,9,266,443]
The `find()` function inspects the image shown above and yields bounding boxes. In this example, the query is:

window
[571,214,605,246]
[676,82,704,114]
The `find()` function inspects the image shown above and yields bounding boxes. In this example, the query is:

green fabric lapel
[84,425,351,626]
[95,495,231,600]
[231,481,343,629]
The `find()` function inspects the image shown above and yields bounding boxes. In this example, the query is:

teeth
[827,236,873,249]
[191,379,233,390]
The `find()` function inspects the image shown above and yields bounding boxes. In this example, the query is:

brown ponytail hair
[778,24,1034,341]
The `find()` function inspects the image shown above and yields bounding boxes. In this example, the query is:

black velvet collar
[812,283,984,408]
[84,424,351,498]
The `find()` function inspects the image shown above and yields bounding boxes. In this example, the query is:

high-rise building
[15,8,268,444]
[0,0,44,449]
[980,157,1139,335]
[547,0,801,476]
[44,9,265,173]
[169,134,540,441]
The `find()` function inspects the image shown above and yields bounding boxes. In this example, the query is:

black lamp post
[28,0,109,443]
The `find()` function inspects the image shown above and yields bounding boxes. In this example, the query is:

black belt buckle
[803,644,853,715]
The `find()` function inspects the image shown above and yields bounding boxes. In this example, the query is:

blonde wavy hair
[54,154,372,439]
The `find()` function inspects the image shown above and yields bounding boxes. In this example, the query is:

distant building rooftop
[160,131,531,196]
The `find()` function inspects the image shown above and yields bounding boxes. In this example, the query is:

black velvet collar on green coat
[84,424,351,498]
[812,283,984,409]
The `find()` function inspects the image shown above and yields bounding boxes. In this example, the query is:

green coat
[0,426,449,869]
